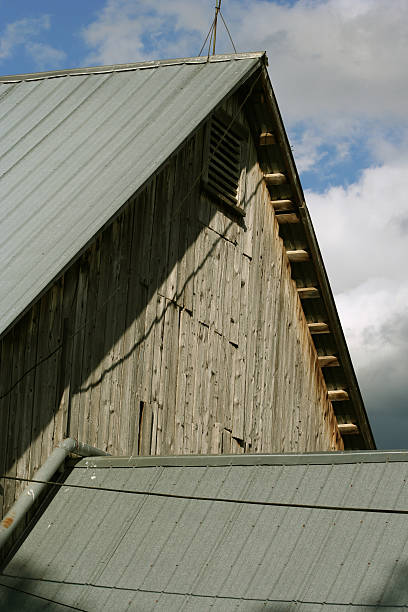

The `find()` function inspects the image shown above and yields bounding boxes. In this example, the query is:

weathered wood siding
[0,95,343,519]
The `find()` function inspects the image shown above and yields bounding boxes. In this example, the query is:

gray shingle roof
[1,451,408,610]
[0,53,263,338]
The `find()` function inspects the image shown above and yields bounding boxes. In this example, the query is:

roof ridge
[0,51,266,83]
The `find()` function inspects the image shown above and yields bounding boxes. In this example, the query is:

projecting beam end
[308,322,330,334]
[297,287,320,299]
[270,199,295,212]
[338,423,359,435]
[259,132,276,145]
[286,249,309,263]
[318,356,339,368]
[264,172,286,186]
[328,389,349,402]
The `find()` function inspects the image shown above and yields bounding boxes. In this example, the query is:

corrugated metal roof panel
[0,54,262,337]
[1,452,408,609]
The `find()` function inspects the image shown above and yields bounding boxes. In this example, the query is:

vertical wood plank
[0,333,14,517]
[16,305,40,502]
[158,300,180,454]
[68,253,90,441]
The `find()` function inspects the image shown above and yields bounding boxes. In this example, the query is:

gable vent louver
[207,115,243,207]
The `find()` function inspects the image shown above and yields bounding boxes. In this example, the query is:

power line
[0,580,86,611]
[2,474,408,516]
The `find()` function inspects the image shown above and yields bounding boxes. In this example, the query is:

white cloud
[26,42,66,69]
[307,159,408,293]
[81,0,408,172]
[81,0,408,121]
[82,0,212,66]
[229,0,408,123]
[336,281,408,373]
[228,0,408,171]
[0,16,50,60]
[336,280,408,448]
[0,15,65,69]
[307,161,408,446]
[290,128,326,174]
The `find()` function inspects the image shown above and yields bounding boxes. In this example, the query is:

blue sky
[1,0,404,194]
[1,0,408,448]
[0,1,101,74]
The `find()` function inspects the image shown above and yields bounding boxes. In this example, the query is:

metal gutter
[0,439,109,551]
[72,449,408,470]
[0,52,266,83]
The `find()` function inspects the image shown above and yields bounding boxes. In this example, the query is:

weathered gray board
[0,94,342,526]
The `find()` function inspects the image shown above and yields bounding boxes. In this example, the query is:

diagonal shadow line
[0,71,262,404]
[1,175,266,402]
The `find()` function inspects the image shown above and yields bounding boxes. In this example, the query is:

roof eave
[0,51,267,83]
[257,65,375,449]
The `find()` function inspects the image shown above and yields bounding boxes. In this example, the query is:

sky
[1,0,407,449]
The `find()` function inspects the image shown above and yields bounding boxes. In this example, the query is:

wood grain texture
[297,287,320,299]
[286,250,310,263]
[270,199,295,212]
[276,212,299,224]
[308,322,330,334]
[264,172,286,186]
[318,356,339,368]
[0,93,343,519]
[328,389,349,402]
[338,423,359,435]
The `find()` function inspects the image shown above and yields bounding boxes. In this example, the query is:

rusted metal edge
[0,439,109,551]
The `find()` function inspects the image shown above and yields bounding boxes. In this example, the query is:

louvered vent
[207,115,243,207]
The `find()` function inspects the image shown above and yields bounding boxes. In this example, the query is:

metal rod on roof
[213,0,222,55]
[0,438,109,552]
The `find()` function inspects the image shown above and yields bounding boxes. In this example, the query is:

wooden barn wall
[0,94,343,520]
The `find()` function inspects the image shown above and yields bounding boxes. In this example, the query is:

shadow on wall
[0,125,267,507]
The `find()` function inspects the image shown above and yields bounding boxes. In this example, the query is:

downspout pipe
[0,438,109,551]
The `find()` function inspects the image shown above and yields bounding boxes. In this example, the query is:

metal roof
[0,53,263,338]
[1,451,408,610]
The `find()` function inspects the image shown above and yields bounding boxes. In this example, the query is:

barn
[0,52,375,562]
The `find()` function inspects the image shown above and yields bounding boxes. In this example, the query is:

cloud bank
[307,158,408,447]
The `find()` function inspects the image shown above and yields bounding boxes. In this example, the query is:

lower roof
[1,450,408,610]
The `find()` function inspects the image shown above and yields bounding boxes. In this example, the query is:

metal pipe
[0,438,109,551]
